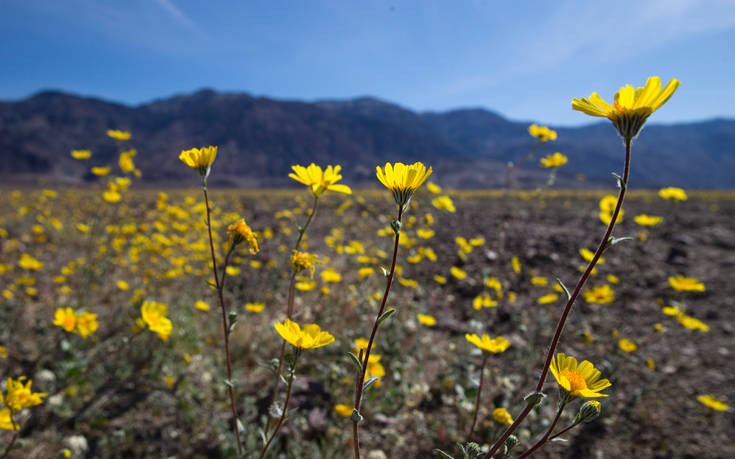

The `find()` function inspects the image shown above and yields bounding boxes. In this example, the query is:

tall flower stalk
[351,162,431,458]
[484,77,680,458]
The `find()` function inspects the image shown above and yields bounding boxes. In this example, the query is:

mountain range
[1,89,734,189]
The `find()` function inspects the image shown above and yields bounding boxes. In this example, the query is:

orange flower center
[63,317,75,328]
[561,370,588,392]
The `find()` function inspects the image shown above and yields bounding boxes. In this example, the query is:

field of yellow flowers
[2,182,734,457]
[2,77,734,458]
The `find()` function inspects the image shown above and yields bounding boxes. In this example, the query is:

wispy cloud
[153,0,198,31]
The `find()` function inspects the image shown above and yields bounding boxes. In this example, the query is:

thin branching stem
[352,204,404,459]
[518,397,570,458]
[467,354,489,440]
[202,185,243,456]
[260,350,300,459]
[484,138,631,458]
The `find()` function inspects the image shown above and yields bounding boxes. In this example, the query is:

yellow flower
[358,267,374,278]
[678,314,709,332]
[658,187,687,201]
[537,293,559,305]
[289,164,352,197]
[18,254,44,271]
[75,312,98,338]
[376,162,432,207]
[584,285,615,304]
[572,76,681,140]
[334,404,354,417]
[70,149,91,160]
[618,339,637,352]
[0,408,15,430]
[432,195,456,212]
[91,166,111,176]
[426,182,442,194]
[103,188,122,203]
[434,274,447,284]
[417,314,437,326]
[179,146,218,178]
[531,276,548,286]
[0,346,6,359]
[107,129,131,141]
[227,218,259,254]
[245,302,265,313]
[634,214,663,227]
[549,353,611,398]
[119,149,137,173]
[321,268,342,283]
[606,274,620,285]
[194,300,210,311]
[697,394,729,412]
[528,124,557,142]
[473,294,497,310]
[511,256,521,274]
[116,280,129,290]
[291,250,318,278]
[450,266,467,280]
[417,228,435,239]
[53,307,76,332]
[465,334,510,354]
[669,275,705,292]
[493,407,514,425]
[274,318,334,349]
[141,301,173,341]
[539,152,567,168]
[3,377,46,412]
[579,248,604,264]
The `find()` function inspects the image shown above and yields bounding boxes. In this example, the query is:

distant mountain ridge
[1,89,734,188]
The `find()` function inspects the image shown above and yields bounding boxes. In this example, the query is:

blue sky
[2,0,734,125]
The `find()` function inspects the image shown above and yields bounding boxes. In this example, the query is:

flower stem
[260,350,300,459]
[517,397,570,458]
[202,185,243,456]
[352,205,404,459]
[266,194,319,435]
[467,354,489,441]
[484,138,632,458]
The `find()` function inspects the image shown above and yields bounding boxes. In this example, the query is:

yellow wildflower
[70,149,91,160]
[678,314,709,332]
[528,124,557,142]
[75,312,98,338]
[3,376,46,412]
[274,318,334,349]
[531,276,548,286]
[579,248,604,264]
[539,152,567,168]
[321,268,342,283]
[634,214,663,227]
[91,166,111,176]
[291,250,318,277]
[289,164,352,197]
[194,301,210,311]
[584,285,615,304]
[141,301,173,341]
[107,129,131,141]
[417,314,437,326]
[493,407,514,425]
[450,266,467,280]
[606,274,620,285]
[697,394,729,411]
[18,254,44,271]
[465,334,510,354]
[432,195,456,212]
[245,302,265,313]
[334,404,353,417]
[358,267,374,278]
[53,307,76,332]
[572,76,681,140]
[427,182,442,194]
[227,218,259,254]
[179,146,218,177]
[658,187,687,201]
[549,353,611,398]
[376,162,432,207]
[511,256,521,274]
[434,274,447,284]
[618,339,637,352]
[537,293,559,305]
[417,228,435,239]
[116,280,129,290]
[473,294,497,310]
[669,275,705,292]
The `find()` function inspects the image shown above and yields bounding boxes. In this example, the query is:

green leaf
[347,352,363,373]
[362,377,380,392]
[555,277,571,301]
[377,308,396,326]
[432,449,455,458]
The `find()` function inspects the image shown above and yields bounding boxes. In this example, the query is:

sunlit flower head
[465,333,510,354]
[432,195,456,212]
[669,275,705,292]
[634,214,663,227]
[53,307,76,332]
[18,254,44,271]
[141,301,172,341]
[618,338,637,352]
[227,218,259,254]
[572,76,681,140]
[75,312,99,339]
[417,314,437,326]
[91,166,111,177]
[376,162,432,207]
[658,187,687,201]
[274,318,334,349]
[3,376,46,412]
[678,314,709,332]
[179,146,218,178]
[290,250,318,278]
[550,353,611,398]
[528,124,557,143]
[493,407,514,425]
[697,394,729,411]
[583,285,615,304]
[289,164,352,197]
[107,130,131,141]
[70,149,92,160]
[539,152,567,168]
